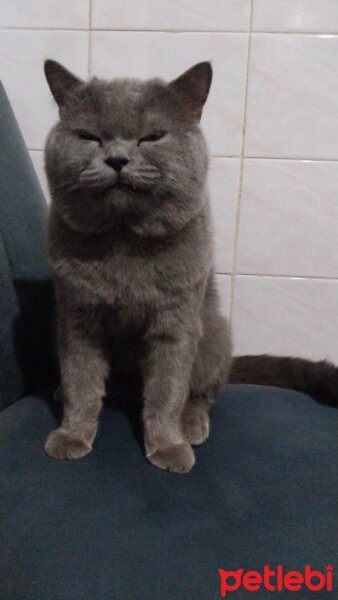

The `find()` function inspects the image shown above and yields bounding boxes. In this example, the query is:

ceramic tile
[237,159,338,277]
[92,0,251,31]
[232,275,338,362]
[253,0,338,33]
[215,274,232,319]
[245,34,338,159]
[209,158,239,273]
[0,31,88,149]
[91,31,248,156]
[0,0,89,29]
[29,151,50,202]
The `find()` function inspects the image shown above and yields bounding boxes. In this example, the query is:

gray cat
[44,60,232,473]
[43,60,337,474]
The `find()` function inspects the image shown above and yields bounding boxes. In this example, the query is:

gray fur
[43,60,232,473]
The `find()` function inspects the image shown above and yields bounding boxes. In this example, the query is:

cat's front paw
[182,410,210,446]
[146,442,195,474]
[45,429,92,460]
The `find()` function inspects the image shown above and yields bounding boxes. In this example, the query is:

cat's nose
[105,156,129,171]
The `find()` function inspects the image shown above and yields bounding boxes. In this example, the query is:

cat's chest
[100,253,162,304]
[51,221,208,310]
[58,248,168,309]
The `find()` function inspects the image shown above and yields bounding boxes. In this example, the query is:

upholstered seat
[1,384,336,600]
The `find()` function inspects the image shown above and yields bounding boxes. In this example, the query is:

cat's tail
[228,354,338,406]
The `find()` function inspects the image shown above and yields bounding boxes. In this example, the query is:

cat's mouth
[114,177,132,191]
[80,163,157,195]
[114,174,141,193]
[92,176,133,194]
[99,178,139,197]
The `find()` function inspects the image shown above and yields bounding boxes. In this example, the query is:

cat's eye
[138,130,167,144]
[75,129,102,144]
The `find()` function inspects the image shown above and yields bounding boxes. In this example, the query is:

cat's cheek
[84,148,103,167]
[137,146,164,165]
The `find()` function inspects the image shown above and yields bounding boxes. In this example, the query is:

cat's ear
[44,60,83,107]
[167,62,212,121]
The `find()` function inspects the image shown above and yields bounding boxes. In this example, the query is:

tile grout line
[241,156,338,162]
[229,0,254,323]
[1,27,338,35]
[215,273,338,281]
[87,0,93,77]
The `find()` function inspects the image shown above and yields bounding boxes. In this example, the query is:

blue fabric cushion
[0,82,57,409]
[0,384,336,600]
[0,235,24,406]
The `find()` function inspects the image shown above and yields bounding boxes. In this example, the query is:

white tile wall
[209,158,240,274]
[237,160,338,278]
[1,0,337,362]
[29,150,49,199]
[215,275,232,319]
[232,276,338,361]
[92,0,251,32]
[245,34,338,159]
[253,0,338,33]
[0,30,88,148]
[0,0,89,29]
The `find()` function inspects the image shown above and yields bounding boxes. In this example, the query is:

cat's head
[44,60,212,234]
